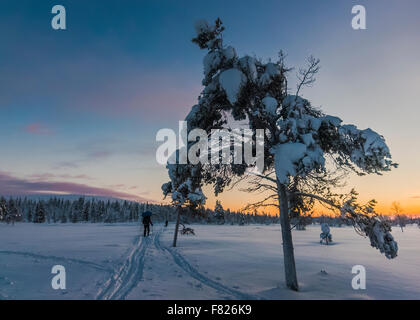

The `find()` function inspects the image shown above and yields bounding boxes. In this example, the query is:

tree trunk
[276,180,299,291]
[172,206,181,247]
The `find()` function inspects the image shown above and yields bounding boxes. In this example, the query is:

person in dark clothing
[142,215,153,237]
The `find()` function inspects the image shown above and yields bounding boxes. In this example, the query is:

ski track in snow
[0,250,111,272]
[96,232,154,300]
[154,228,259,300]
[96,227,259,300]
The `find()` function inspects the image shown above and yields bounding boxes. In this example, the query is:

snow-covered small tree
[320,223,332,244]
[391,202,406,232]
[292,213,312,231]
[162,19,398,291]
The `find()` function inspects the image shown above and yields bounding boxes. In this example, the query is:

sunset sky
[0,0,419,215]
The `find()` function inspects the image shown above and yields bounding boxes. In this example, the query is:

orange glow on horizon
[198,193,420,217]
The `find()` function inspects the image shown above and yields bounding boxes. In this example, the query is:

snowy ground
[1,223,420,300]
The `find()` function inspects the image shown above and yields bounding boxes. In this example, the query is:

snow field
[1,223,419,299]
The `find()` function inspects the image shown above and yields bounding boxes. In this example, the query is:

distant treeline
[0,196,279,225]
[308,214,420,230]
[1,196,419,228]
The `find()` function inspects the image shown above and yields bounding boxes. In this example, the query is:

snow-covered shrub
[320,223,333,244]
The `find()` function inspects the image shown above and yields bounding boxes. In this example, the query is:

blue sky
[1,0,419,212]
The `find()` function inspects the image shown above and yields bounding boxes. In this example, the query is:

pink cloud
[0,171,151,203]
[24,123,53,135]
[28,173,94,181]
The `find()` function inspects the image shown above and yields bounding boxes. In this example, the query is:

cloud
[0,171,151,203]
[63,174,94,180]
[28,173,94,181]
[24,122,54,135]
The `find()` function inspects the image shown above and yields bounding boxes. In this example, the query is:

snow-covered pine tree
[0,197,7,222]
[27,207,33,223]
[162,19,398,291]
[34,201,46,223]
[82,201,90,222]
[6,198,21,224]
[214,200,225,224]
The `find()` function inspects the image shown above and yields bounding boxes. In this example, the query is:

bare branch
[296,55,320,96]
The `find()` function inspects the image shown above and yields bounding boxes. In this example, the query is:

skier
[142,214,153,237]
